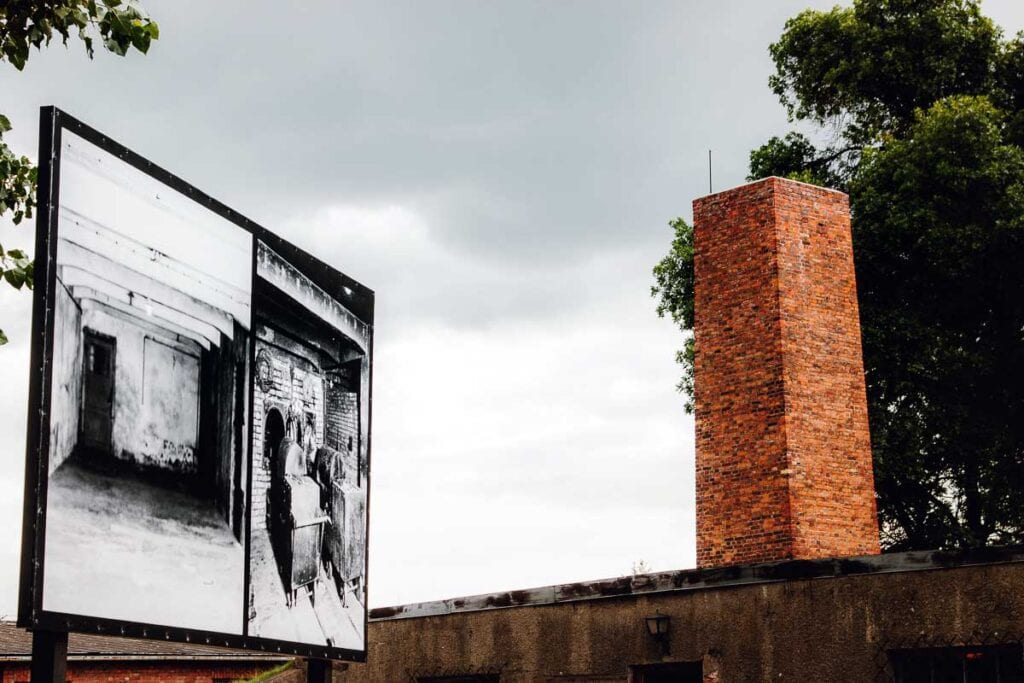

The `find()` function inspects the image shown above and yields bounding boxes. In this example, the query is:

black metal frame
[17,106,374,663]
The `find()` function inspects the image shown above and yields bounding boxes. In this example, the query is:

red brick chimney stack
[692,177,880,568]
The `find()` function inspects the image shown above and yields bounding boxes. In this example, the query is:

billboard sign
[18,107,373,661]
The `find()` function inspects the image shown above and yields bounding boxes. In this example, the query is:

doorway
[264,408,285,473]
[80,330,116,456]
[630,662,703,683]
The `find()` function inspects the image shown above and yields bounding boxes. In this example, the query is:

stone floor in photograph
[248,529,363,650]
[42,458,244,634]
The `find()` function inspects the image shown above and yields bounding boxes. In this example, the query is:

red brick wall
[0,660,280,683]
[692,177,879,567]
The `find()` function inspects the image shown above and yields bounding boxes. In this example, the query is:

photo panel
[247,240,372,651]
[40,126,253,634]
[20,108,373,661]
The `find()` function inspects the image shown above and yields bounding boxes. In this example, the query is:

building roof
[369,545,1024,621]
[0,622,292,663]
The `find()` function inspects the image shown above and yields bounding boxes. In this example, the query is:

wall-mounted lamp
[645,613,671,655]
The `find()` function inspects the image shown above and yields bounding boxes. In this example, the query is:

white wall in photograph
[41,129,253,635]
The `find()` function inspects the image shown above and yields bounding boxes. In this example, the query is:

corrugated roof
[0,622,291,662]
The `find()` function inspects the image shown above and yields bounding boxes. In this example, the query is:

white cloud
[273,203,696,607]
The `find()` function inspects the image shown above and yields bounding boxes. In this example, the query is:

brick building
[0,622,289,683]
[330,178,1024,682]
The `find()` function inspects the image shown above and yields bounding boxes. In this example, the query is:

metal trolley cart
[268,439,329,606]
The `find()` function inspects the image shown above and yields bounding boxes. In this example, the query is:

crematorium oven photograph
[246,239,371,652]
[40,129,253,635]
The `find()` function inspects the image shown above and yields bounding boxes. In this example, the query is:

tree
[652,0,1024,551]
[0,0,158,344]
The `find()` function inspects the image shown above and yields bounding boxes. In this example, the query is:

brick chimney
[692,177,880,568]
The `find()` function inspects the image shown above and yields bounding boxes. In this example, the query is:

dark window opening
[88,341,111,376]
[890,644,1024,683]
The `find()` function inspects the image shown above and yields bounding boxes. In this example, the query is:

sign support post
[30,630,68,683]
[308,657,330,683]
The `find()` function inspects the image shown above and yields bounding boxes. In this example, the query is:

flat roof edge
[370,545,1024,622]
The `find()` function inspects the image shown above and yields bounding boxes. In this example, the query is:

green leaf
[0,329,8,346]
[103,36,127,56]
[0,115,10,133]
[4,269,25,290]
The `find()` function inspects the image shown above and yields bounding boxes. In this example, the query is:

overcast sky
[2,1,1023,614]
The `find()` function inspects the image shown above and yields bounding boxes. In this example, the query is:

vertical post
[30,630,68,683]
[708,149,712,194]
[307,658,331,683]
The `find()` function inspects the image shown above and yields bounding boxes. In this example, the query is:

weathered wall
[0,660,281,683]
[338,557,1024,683]
[81,306,202,471]
[692,177,878,567]
[49,276,83,474]
[142,336,200,467]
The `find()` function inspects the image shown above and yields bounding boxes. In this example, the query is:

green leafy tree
[652,0,1024,551]
[0,0,158,344]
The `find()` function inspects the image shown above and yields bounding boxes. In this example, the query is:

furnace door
[80,331,116,455]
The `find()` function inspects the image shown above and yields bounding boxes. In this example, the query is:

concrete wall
[49,276,83,474]
[142,336,200,468]
[81,306,202,471]
[338,556,1024,683]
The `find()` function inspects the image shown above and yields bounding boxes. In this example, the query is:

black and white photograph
[40,127,253,634]
[246,240,371,650]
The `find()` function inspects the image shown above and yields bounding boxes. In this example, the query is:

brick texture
[692,177,880,567]
[0,661,277,683]
[251,327,327,531]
